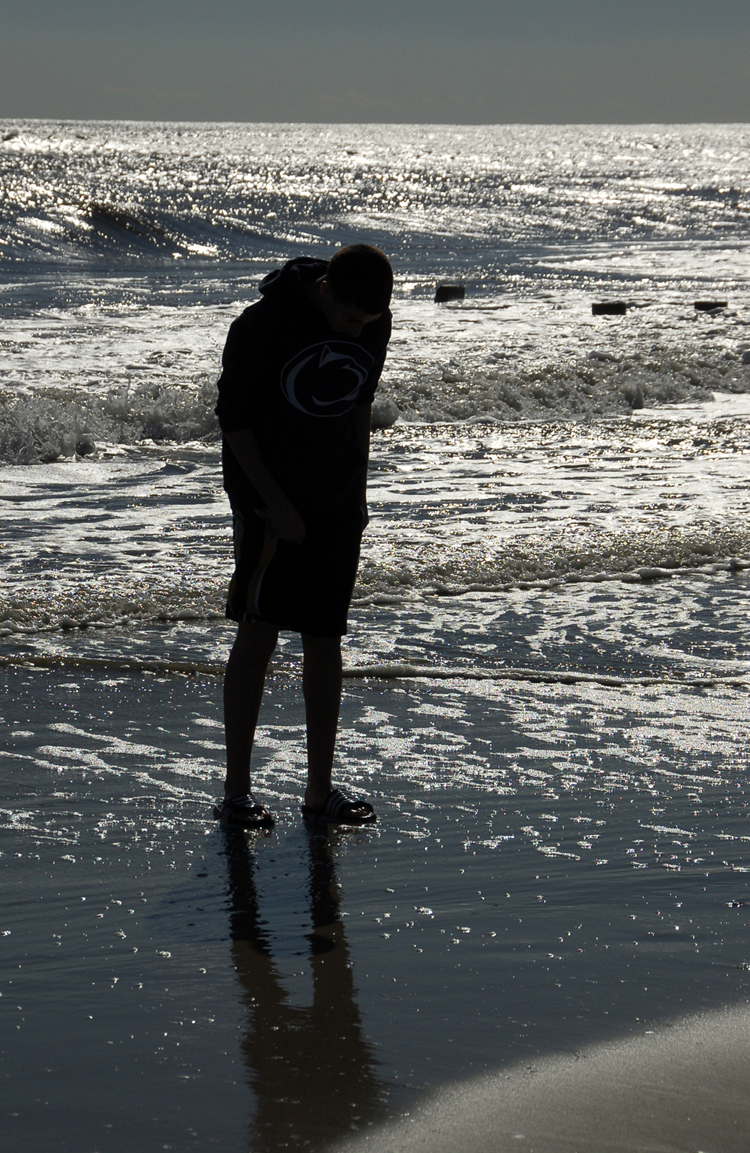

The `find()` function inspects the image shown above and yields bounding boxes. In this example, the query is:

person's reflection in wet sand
[222,825,387,1152]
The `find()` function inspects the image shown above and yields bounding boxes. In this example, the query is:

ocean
[2,120,750,1153]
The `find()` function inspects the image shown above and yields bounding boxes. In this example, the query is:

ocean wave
[0,380,220,464]
[2,120,749,271]
[380,352,749,425]
[355,525,750,600]
[1,350,747,465]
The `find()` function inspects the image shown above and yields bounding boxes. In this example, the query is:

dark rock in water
[371,397,400,429]
[76,436,96,456]
[694,300,728,311]
[592,301,627,315]
[435,284,465,304]
[149,423,176,442]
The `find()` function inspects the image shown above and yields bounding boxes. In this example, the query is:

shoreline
[334,1002,750,1153]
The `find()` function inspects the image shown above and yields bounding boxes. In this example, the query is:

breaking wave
[0,380,220,464]
[2,348,749,465]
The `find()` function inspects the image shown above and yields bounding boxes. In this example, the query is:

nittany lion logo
[280,341,374,418]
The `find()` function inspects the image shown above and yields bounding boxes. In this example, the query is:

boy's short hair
[326,244,393,314]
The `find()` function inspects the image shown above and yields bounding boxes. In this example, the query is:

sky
[1,0,749,123]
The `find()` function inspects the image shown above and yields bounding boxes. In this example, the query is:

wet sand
[335,1003,750,1152]
[2,638,750,1152]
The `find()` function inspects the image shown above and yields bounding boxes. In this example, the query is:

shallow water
[3,660,750,1152]
[4,413,750,644]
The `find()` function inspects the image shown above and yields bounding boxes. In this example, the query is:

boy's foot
[301,788,376,825]
[213,793,276,829]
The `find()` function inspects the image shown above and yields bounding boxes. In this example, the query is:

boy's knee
[301,633,342,664]
[236,619,278,659]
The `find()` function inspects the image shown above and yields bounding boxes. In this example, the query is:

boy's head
[325,244,393,316]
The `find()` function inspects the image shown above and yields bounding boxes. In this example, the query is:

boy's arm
[354,402,372,529]
[224,428,306,543]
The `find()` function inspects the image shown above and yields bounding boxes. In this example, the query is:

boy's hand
[224,429,306,542]
[269,500,306,543]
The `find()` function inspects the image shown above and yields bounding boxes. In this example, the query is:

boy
[214,244,393,828]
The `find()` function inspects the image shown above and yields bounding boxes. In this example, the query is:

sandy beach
[334,1003,750,1152]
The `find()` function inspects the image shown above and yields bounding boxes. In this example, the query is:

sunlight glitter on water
[3,117,750,1153]
[3,663,750,1151]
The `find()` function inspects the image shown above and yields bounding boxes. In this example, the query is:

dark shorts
[225,504,364,638]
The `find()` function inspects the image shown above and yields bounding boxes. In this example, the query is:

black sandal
[301,788,376,825]
[214,793,275,829]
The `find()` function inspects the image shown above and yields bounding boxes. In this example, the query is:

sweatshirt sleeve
[215,309,270,433]
[359,312,392,405]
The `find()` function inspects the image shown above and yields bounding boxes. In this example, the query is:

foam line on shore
[2,550,742,638]
[1,650,748,690]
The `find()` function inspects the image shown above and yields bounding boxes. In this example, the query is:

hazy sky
[2,0,749,123]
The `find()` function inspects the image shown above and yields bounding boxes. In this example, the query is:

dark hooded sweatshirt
[215,257,391,520]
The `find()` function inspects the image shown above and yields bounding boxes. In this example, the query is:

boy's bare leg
[223,618,278,798]
[301,633,342,809]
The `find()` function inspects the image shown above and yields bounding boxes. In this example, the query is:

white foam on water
[635,388,750,421]
[2,289,750,463]
[3,416,750,638]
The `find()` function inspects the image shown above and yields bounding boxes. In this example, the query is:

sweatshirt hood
[258,257,328,300]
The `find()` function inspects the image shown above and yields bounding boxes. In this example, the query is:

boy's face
[318,279,382,337]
